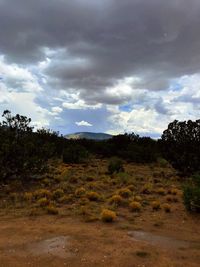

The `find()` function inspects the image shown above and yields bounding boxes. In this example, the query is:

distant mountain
[65,132,113,140]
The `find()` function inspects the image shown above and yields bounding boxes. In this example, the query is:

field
[0,159,200,267]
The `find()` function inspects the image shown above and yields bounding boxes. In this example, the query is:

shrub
[134,195,142,202]
[9,193,18,203]
[171,188,179,195]
[157,187,165,195]
[162,203,171,212]
[129,201,141,212]
[63,144,89,164]
[37,197,49,207]
[75,187,86,197]
[46,205,59,215]
[127,184,135,191]
[157,157,169,167]
[108,195,124,206]
[151,201,160,211]
[34,189,51,199]
[141,184,152,194]
[183,175,200,212]
[52,189,64,200]
[108,157,124,174]
[58,195,71,204]
[24,192,33,202]
[86,191,101,201]
[118,188,132,198]
[101,209,116,222]
[166,195,173,202]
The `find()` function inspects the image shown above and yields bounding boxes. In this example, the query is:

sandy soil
[0,213,199,267]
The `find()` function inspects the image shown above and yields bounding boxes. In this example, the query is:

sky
[0,0,200,137]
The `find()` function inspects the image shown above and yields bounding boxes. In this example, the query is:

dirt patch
[128,230,200,250]
[25,236,72,258]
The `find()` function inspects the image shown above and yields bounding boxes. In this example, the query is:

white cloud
[51,106,63,114]
[75,120,92,127]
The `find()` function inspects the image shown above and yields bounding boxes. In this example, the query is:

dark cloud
[1,0,200,105]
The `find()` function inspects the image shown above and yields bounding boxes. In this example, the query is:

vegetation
[183,173,200,212]
[0,110,200,215]
[101,209,116,222]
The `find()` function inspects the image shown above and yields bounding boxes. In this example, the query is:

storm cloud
[0,0,200,135]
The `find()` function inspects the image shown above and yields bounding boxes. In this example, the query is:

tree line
[1,110,200,181]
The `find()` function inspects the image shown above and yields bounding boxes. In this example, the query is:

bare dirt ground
[0,159,200,266]
[0,212,199,267]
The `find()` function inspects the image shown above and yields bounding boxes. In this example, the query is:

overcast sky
[0,0,200,137]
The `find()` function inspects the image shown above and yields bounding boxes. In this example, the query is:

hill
[65,132,113,140]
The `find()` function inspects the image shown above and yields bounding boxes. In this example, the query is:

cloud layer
[0,0,200,136]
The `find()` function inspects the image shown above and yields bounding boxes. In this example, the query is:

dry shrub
[37,197,49,207]
[166,195,173,202]
[134,195,142,202]
[46,205,59,215]
[129,201,142,212]
[141,184,152,194]
[151,200,161,211]
[118,188,132,198]
[127,185,135,191]
[52,189,64,200]
[108,194,124,206]
[23,192,33,202]
[162,203,171,212]
[86,191,101,201]
[157,187,166,195]
[101,209,116,222]
[75,187,86,197]
[34,189,51,199]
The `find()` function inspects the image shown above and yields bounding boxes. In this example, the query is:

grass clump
[129,201,142,212]
[46,205,59,215]
[108,194,124,206]
[101,209,116,223]
[37,197,49,207]
[151,200,161,211]
[34,189,51,199]
[86,191,101,201]
[23,192,33,202]
[141,183,152,194]
[108,157,124,174]
[162,203,171,212]
[134,195,142,202]
[52,189,64,200]
[157,187,166,195]
[118,188,132,198]
[75,187,86,197]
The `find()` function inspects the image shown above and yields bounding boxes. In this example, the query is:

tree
[161,119,200,175]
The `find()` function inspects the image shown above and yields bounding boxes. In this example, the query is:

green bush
[63,144,89,164]
[183,174,200,212]
[108,157,124,174]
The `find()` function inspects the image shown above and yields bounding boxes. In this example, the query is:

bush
[129,201,141,212]
[151,201,160,211]
[162,203,171,212]
[118,188,132,198]
[183,174,200,212]
[34,189,51,199]
[108,195,124,206]
[37,197,49,207]
[86,191,101,201]
[108,157,124,174]
[63,144,89,164]
[52,189,64,200]
[156,187,165,195]
[46,205,59,215]
[101,209,116,222]
[75,187,86,197]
